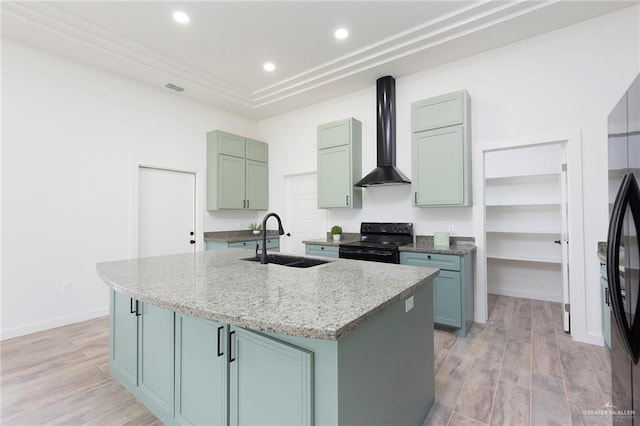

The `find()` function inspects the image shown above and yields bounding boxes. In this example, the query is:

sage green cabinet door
[175,314,227,426]
[433,270,462,328]
[218,155,246,209]
[229,327,313,426]
[318,145,351,208]
[215,131,246,158]
[413,125,465,206]
[245,159,268,210]
[318,120,350,149]
[412,91,464,132]
[138,303,175,415]
[245,138,268,162]
[110,290,138,387]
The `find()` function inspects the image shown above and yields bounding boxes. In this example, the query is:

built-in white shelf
[486,232,562,264]
[484,174,561,206]
[485,204,561,233]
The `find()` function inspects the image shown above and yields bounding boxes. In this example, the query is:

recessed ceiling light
[334,28,349,40]
[173,11,190,24]
[263,62,276,72]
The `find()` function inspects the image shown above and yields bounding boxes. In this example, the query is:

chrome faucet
[261,212,286,264]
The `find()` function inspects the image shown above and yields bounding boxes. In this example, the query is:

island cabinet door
[137,303,175,417]
[110,291,138,387]
[175,314,227,426]
[228,327,313,426]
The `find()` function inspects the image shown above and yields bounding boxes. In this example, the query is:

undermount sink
[243,254,330,268]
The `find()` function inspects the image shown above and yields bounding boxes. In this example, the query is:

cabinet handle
[130,298,136,314]
[217,326,224,357]
[190,240,196,244]
[346,195,349,206]
[229,330,236,363]
[605,287,610,306]
[247,199,250,208]
[415,192,418,204]
[320,247,324,250]
[554,240,561,245]
[427,255,431,259]
[135,300,141,317]
[242,200,246,208]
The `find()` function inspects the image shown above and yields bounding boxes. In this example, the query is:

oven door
[339,246,399,264]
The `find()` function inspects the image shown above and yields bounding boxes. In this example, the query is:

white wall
[259,7,640,344]
[1,39,259,339]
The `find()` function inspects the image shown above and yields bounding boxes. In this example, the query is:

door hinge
[564,303,570,313]
[562,163,567,172]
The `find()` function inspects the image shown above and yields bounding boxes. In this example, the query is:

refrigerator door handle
[607,172,640,364]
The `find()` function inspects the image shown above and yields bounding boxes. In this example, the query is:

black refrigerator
[608,72,640,425]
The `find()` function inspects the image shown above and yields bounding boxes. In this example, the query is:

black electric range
[339,222,413,264]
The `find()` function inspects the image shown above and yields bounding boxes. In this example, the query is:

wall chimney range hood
[355,75,410,187]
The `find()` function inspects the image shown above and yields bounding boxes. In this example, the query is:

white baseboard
[488,287,562,303]
[1,307,109,341]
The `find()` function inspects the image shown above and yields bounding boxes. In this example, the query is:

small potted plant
[249,222,262,235]
[331,225,343,242]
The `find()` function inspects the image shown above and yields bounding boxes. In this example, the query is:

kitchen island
[97,249,438,425]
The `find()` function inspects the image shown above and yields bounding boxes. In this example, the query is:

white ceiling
[2,1,636,119]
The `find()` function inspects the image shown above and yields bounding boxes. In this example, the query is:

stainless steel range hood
[355,76,410,187]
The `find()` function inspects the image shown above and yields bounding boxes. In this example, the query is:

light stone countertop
[399,236,477,256]
[204,230,280,243]
[97,249,438,341]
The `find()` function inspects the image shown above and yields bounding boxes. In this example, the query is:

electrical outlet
[405,296,414,313]
[62,283,72,294]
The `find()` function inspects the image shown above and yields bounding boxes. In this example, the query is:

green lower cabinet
[400,251,474,337]
[175,315,227,426]
[109,291,175,425]
[137,303,175,421]
[110,291,138,387]
[229,327,313,426]
[304,244,339,258]
[432,270,462,328]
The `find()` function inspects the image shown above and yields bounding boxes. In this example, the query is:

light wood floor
[1,295,610,425]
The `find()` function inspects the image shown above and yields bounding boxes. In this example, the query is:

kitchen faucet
[261,212,286,264]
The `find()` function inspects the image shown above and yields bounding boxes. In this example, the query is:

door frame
[474,129,587,342]
[129,159,203,258]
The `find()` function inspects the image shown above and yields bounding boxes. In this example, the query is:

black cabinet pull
[135,300,141,316]
[605,287,610,306]
[190,240,196,244]
[247,199,250,208]
[554,240,561,245]
[427,255,431,259]
[190,231,194,236]
[229,330,236,362]
[415,192,418,204]
[217,326,224,357]
[320,247,324,250]
[242,200,246,208]
[130,298,136,314]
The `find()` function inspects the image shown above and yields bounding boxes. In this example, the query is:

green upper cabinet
[207,130,268,210]
[317,118,362,209]
[411,90,471,207]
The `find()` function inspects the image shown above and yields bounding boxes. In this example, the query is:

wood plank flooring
[1,295,611,425]
[424,295,612,426]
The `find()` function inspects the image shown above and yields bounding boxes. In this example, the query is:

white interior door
[138,166,196,257]
[284,173,326,254]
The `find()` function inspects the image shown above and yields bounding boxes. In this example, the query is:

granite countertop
[97,249,437,341]
[204,230,280,243]
[302,232,360,247]
[303,234,476,256]
[400,236,477,256]
[598,241,607,262]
